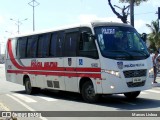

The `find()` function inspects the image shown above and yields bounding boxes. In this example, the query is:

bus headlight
[103,70,121,78]
[149,68,154,78]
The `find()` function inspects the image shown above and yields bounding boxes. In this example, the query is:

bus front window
[94,26,150,60]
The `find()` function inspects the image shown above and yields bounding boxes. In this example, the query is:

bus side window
[64,32,78,57]
[79,32,98,59]
[17,37,27,58]
[37,33,50,58]
[26,35,38,58]
[50,33,58,57]
[55,32,64,57]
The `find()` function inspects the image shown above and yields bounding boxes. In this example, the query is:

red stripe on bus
[76,67,101,72]
[65,67,101,72]
[8,39,24,69]
[7,70,101,79]
[7,39,101,76]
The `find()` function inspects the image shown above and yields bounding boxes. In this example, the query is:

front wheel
[24,78,40,94]
[124,91,140,99]
[81,81,100,103]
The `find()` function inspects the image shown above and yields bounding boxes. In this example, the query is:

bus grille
[123,69,147,78]
[127,80,145,87]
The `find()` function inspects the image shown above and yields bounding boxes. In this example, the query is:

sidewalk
[153,74,160,87]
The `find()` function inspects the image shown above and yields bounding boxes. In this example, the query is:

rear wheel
[81,81,100,103]
[124,91,140,99]
[24,78,40,94]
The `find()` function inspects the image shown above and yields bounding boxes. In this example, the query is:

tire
[81,81,100,103]
[24,78,40,94]
[124,91,140,99]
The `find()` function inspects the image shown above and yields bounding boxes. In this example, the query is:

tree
[148,35,157,51]
[119,0,148,26]
[119,0,148,5]
[108,0,130,23]
[146,20,160,49]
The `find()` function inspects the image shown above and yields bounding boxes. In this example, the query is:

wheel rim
[85,84,96,99]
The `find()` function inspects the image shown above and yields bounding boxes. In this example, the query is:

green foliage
[119,0,148,6]
[146,20,160,50]
[114,31,123,38]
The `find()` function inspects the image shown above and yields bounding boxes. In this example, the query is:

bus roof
[91,21,133,28]
[9,20,133,39]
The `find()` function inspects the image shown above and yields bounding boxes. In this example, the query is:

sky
[0,0,160,54]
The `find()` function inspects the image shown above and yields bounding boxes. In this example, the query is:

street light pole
[158,7,160,31]
[5,31,13,35]
[28,0,40,31]
[10,18,28,34]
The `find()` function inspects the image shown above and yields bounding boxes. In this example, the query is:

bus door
[63,31,79,92]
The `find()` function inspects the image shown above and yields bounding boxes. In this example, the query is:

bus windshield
[94,26,150,60]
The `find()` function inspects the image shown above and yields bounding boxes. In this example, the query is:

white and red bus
[5,21,153,102]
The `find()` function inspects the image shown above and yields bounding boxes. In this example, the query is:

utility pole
[158,7,160,31]
[156,7,160,31]
[10,18,28,34]
[28,0,40,31]
[130,0,134,27]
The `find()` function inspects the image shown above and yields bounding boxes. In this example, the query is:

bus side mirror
[141,33,147,43]
[80,32,95,50]
[81,32,95,42]
[81,32,89,42]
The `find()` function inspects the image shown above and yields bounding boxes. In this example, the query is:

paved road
[0,64,160,120]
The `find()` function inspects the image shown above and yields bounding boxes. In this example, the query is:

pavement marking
[113,94,137,105]
[12,93,58,102]
[152,83,160,87]
[145,89,160,93]
[0,102,10,111]
[6,94,48,120]
[38,96,58,102]
[141,91,148,94]
[6,94,35,111]
[12,93,37,103]
[117,94,123,96]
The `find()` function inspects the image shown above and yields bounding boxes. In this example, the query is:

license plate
[132,77,142,83]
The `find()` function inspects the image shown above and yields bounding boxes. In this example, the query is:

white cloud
[0,16,4,24]
[78,14,98,23]
[78,14,122,23]
[78,14,151,34]
[134,19,150,33]
[100,17,122,23]
[145,0,160,7]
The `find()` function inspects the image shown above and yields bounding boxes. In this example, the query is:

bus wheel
[124,91,140,99]
[24,78,40,94]
[81,81,99,103]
